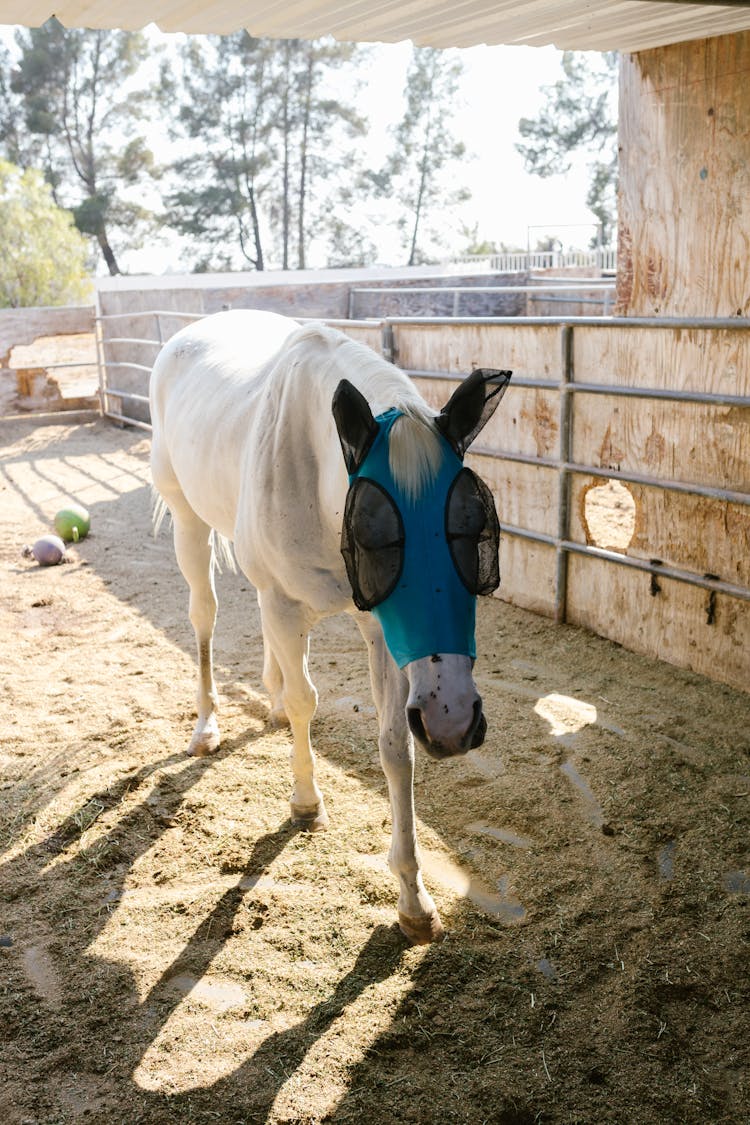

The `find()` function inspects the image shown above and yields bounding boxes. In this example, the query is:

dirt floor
[1,417,748,1125]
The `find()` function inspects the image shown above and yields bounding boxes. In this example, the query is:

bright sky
[1,24,607,272]
[359,40,602,260]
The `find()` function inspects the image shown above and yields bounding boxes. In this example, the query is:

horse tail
[211,530,236,574]
[151,488,170,539]
[151,488,236,574]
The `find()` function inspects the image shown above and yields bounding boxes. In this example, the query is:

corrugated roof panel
[2,0,750,51]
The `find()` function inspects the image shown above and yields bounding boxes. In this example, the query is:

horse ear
[332,379,379,474]
[435,368,512,458]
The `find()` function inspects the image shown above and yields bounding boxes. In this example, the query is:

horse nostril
[469,700,486,748]
[407,707,427,745]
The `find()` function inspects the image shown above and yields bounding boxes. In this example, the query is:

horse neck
[273,325,442,504]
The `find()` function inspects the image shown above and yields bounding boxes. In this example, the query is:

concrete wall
[96,265,529,321]
[0,306,96,417]
[0,306,94,366]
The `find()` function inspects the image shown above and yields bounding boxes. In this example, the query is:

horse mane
[289,322,444,502]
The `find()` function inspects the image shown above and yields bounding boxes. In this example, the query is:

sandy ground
[0,417,748,1125]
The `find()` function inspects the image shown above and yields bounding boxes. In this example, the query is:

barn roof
[1,0,750,51]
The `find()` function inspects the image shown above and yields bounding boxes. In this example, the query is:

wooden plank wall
[96,274,526,423]
[400,322,562,617]
[399,320,749,693]
[566,323,750,689]
[0,305,94,367]
[603,28,750,687]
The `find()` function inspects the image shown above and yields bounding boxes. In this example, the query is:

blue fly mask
[332,369,512,667]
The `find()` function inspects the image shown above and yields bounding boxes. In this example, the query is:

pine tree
[516,52,619,247]
[281,38,366,269]
[163,34,366,272]
[161,32,274,271]
[376,47,470,267]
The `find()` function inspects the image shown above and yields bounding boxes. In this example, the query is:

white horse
[150,310,510,944]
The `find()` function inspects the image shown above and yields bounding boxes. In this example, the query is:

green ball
[54,503,90,543]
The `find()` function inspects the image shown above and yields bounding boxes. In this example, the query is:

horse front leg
[172,514,220,757]
[357,615,444,945]
[257,588,328,831]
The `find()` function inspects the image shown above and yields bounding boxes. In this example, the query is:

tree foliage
[0,28,484,274]
[0,160,91,307]
[3,18,159,274]
[161,32,272,271]
[459,223,523,258]
[376,47,470,266]
[278,38,367,270]
[162,33,367,272]
[516,51,618,246]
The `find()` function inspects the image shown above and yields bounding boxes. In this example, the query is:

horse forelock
[288,323,443,501]
[387,412,444,503]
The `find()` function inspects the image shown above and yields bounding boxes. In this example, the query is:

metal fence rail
[94,307,750,615]
[393,314,750,616]
[95,308,205,432]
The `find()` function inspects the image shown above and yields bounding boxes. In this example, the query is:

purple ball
[28,535,67,566]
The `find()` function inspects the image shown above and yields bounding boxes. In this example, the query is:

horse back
[149,311,303,536]
[149,310,349,609]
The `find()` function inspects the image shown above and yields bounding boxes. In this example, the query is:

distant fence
[450,249,618,273]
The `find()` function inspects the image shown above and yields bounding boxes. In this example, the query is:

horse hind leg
[171,506,221,757]
[257,587,328,831]
[261,635,290,728]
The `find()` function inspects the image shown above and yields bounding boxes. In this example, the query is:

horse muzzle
[407,697,486,760]
[404,652,487,759]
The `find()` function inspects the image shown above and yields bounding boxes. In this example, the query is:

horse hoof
[290,803,329,832]
[187,735,220,757]
[398,910,445,945]
[187,720,220,757]
[268,708,291,729]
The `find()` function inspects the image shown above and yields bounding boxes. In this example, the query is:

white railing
[449,249,618,273]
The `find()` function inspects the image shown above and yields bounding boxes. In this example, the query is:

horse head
[333,368,511,760]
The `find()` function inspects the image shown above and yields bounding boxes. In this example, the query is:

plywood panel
[470,453,557,539]
[496,536,556,617]
[336,323,384,352]
[393,323,560,379]
[573,325,750,396]
[618,33,750,317]
[569,472,750,587]
[572,394,750,490]
[566,553,750,693]
[413,375,559,461]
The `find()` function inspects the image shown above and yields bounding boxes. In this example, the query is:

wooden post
[617,31,750,317]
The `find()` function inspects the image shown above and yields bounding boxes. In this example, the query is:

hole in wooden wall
[581,480,636,551]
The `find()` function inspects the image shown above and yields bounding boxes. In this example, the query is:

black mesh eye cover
[446,468,500,596]
[341,477,405,610]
